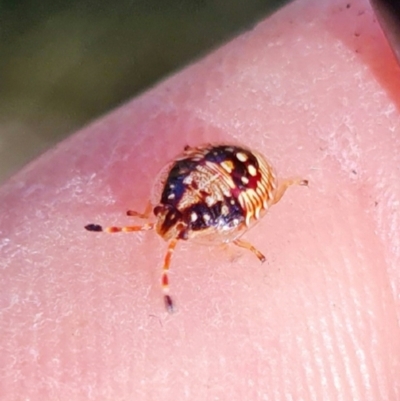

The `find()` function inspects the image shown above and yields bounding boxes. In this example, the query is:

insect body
[85,144,308,312]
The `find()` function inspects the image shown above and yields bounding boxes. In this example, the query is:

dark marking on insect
[85,144,308,313]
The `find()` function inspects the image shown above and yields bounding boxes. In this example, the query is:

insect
[85,144,308,312]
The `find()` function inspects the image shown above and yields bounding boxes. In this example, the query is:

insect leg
[162,238,178,313]
[126,201,153,219]
[273,178,308,205]
[233,238,266,263]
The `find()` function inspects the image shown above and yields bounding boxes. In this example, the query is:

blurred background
[0,0,287,183]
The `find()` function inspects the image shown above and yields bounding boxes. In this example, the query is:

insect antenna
[85,222,154,233]
[85,203,155,233]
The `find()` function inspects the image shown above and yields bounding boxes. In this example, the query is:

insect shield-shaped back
[153,144,279,239]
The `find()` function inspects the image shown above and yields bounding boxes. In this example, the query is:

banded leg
[273,178,308,205]
[233,238,266,263]
[162,238,178,313]
[126,201,153,219]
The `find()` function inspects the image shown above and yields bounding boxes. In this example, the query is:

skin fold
[1,0,400,399]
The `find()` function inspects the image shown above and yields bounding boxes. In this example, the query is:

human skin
[1,0,400,399]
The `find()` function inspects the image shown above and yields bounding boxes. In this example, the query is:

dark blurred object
[370,0,400,64]
[0,0,286,183]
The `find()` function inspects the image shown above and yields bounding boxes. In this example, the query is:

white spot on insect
[241,176,249,185]
[183,176,193,185]
[205,196,215,207]
[168,193,175,199]
[221,205,229,215]
[236,152,248,162]
[203,214,211,222]
[248,165,257,177]
[190,212,198,222]
[230,199,235,205]
[233,218,240,226]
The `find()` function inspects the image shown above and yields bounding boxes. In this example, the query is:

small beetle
[85,144,307,312]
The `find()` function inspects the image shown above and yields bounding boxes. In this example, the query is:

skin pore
[1,0,400,399]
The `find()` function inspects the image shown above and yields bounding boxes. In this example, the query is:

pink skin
[1,0,400,399]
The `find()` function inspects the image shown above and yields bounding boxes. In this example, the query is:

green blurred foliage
[0,0,286,181]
